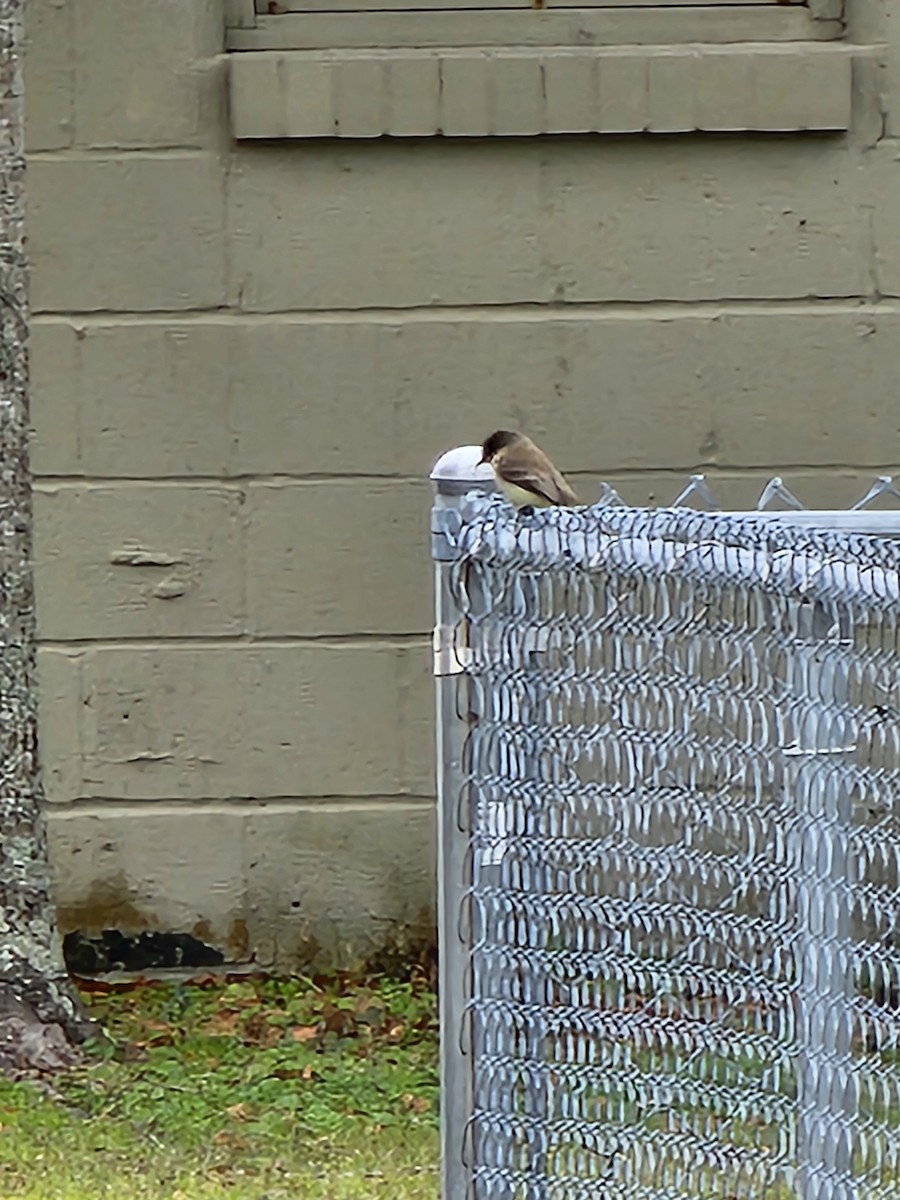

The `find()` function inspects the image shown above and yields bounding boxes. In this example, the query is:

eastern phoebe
[479,430,578,508]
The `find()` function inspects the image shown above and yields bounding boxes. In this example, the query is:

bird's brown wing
[547,465,579,506]
[499,460,578,507]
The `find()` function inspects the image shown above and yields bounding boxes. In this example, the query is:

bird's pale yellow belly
[496,478,553,509]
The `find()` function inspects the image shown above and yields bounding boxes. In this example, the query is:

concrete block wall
[23,0,900,971]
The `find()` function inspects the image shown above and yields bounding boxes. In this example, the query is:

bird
[479,430,578,509]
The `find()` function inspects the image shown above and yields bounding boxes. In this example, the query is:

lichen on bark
[0,0,93,1074]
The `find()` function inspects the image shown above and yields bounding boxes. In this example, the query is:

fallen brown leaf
[212,1131,248,1153]
[269,1065,319,1082]
[291,1024,320,1043]
[321,1004,355,1037]
[74,975,159,995]
[183,972,220,988]
[133,1019,179,1049]
[199,1011,241,1037]
[242,1012,273,1044]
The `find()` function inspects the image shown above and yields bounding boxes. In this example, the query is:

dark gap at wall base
[64,930,226,975]
[61,919,439,987]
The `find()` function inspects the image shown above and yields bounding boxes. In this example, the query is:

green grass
[0,971,440,1200]
[8,974,898,1200]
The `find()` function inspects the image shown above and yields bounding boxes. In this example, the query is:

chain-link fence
[432,452,900,1200]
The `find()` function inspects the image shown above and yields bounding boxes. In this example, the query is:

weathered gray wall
[23,0,900,970]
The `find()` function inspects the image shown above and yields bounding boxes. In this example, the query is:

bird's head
[480,429,521,465]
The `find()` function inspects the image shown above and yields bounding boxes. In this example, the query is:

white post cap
[430,445,496,494]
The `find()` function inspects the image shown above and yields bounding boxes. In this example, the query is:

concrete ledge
[230,45,852,139]
[227,9,843,51]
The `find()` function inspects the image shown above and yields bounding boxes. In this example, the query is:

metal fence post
[431,447,496,1200]
[787,599,857,1200]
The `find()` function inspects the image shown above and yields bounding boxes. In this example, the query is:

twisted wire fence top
[435,495,900,1200]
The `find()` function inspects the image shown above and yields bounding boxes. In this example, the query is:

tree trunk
[0,0,92,1075]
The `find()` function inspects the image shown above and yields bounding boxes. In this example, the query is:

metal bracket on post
[431,447,496,1200]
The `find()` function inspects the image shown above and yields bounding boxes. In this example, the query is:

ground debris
[0,1011,82,1078]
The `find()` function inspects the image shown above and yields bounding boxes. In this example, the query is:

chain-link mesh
[435,497,900,1200]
